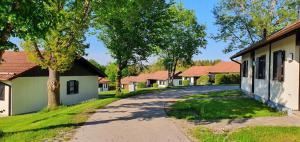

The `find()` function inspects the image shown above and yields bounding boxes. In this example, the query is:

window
[179,80,182,85]
[242,60,248,77]
[67,80,79,94]
[256,55,266,79]
[0,83,5,100]
[273,50,285,81]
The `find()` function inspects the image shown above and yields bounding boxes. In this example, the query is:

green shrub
[183,80,190,86]
[0,130,3,137]
[197,75,210,85]
[215,74,240,85]
[153,83,159,88]
[137,82,146,89]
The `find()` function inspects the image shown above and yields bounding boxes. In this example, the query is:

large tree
[156,4,207,85]
[93,0,171,96]
[213,0,298,53]
[0,0,56,60]
[22,0,92,110]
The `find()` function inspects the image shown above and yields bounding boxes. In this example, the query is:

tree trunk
[115,64,123,96]
[170,60,178,86]
[47,68,60,110]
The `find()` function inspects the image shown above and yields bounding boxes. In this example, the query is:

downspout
[230,58,242,89]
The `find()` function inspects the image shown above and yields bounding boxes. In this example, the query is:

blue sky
[12,0,234,65]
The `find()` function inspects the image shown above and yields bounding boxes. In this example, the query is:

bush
[137,82,146,89]
[215,74,240,85]
[0,130,3,137]
[183,80,190,86]
[197,75,210,85]
[153,83,159,88]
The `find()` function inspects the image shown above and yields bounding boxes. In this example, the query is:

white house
[0,51,104,116]
[231,21,300,111]
[98,77,109,92]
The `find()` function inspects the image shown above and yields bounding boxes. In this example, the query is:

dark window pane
[0,84,5,100]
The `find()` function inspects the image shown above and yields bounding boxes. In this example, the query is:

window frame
[67,80,79,95]
[273,50,285,82]
[242,60,249,77]
[256,55,266,79]
[0,83,5,101]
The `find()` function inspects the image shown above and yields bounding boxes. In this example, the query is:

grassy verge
[167,91,285,120]
[183,90,242,99]
[0,98,118,142]
[0,87,168,142]
[100,87,171,98]
[192,126,300,142]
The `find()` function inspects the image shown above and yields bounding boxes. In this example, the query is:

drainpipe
[230,58,241,89]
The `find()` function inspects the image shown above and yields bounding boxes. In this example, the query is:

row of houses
[115,61,240,89]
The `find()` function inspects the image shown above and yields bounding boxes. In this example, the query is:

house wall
[182,77,195,86]
[157,80,168,88]
[0,81,11,116]
[11,76,98,115]
[173,79,182,86]
[241,53,252,93]
[240,34,300,110]
[269,35,299,110]
[98,83,109,92]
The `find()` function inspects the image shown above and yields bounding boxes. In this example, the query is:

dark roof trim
[231,21,300,59]
[78,57,106,77]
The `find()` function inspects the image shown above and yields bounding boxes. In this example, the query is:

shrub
[197,75,210,85]
[0,130,3,137]
[215,74,240,85]
[183,80,190,86]
[153,83,159,88]
[137,82,146,89]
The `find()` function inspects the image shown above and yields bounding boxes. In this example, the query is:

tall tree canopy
[22,0,92,109]
[156,4,207,85]
[93,0,171,96]
[0,0,56,60]
[213,0,298,53]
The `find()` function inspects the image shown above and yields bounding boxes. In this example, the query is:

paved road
[71,86,239,142]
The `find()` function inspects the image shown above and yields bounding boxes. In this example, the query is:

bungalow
[179,66,212,85]
[231,21,300,111]
[180,62,240,85]
[98,77,110,92]
[0,51,104,116]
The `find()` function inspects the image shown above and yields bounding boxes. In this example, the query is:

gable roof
[0,51,105,81]
[98,77,110,84]
[231,20,300,59]
[209,61,240,73]
[179,66,212,77]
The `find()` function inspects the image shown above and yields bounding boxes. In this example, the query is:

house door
[251,52,255,93]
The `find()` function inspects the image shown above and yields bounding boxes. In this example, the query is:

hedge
[137,82,146,89]
[197,75,210,85]
[215,74,240,85]
[153,83,159,88]
[183,80,190,86]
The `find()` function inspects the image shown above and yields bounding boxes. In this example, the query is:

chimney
[263,28,267,39]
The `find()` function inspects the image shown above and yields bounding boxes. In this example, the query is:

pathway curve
[71,86,239,142]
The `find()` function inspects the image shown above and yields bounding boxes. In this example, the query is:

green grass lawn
[167,91,285,120]
[99,87,168,98]
[0,87,167,142]
[192,126,300,142]
[183,90,242,99]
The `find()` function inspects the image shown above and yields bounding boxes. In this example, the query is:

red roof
[98,77,110,84]
[179,66,211,77]
[0,51,104,81]
[209,61,240,73]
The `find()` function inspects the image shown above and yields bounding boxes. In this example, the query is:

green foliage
[182,80,190,86]
[197,75,210,85]
[22,0,92,72]
[89,59,106,74]
[184,90,242,99]
[153,83,159,88]
[0,0,57,51]
[193,60,221,66]
[137,82,146,89]
[215,74,240,85]
[213,0,298,53]
[105,63,118,83]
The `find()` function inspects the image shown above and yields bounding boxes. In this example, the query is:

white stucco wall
[98,84,109,92]
[173,79,182,86]
[269,35,299,110]
[240,34,299,110]
[0,81,11,116]
[241,53,252,93]
[157,80,168,88]
[11,76,98,115]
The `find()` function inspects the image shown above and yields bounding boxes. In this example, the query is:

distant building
[98,77,110,92]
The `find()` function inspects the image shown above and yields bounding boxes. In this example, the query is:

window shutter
[255,58,259,79]
[67,81,70,94]
[75,81,79,94]
[280,51,285,81]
